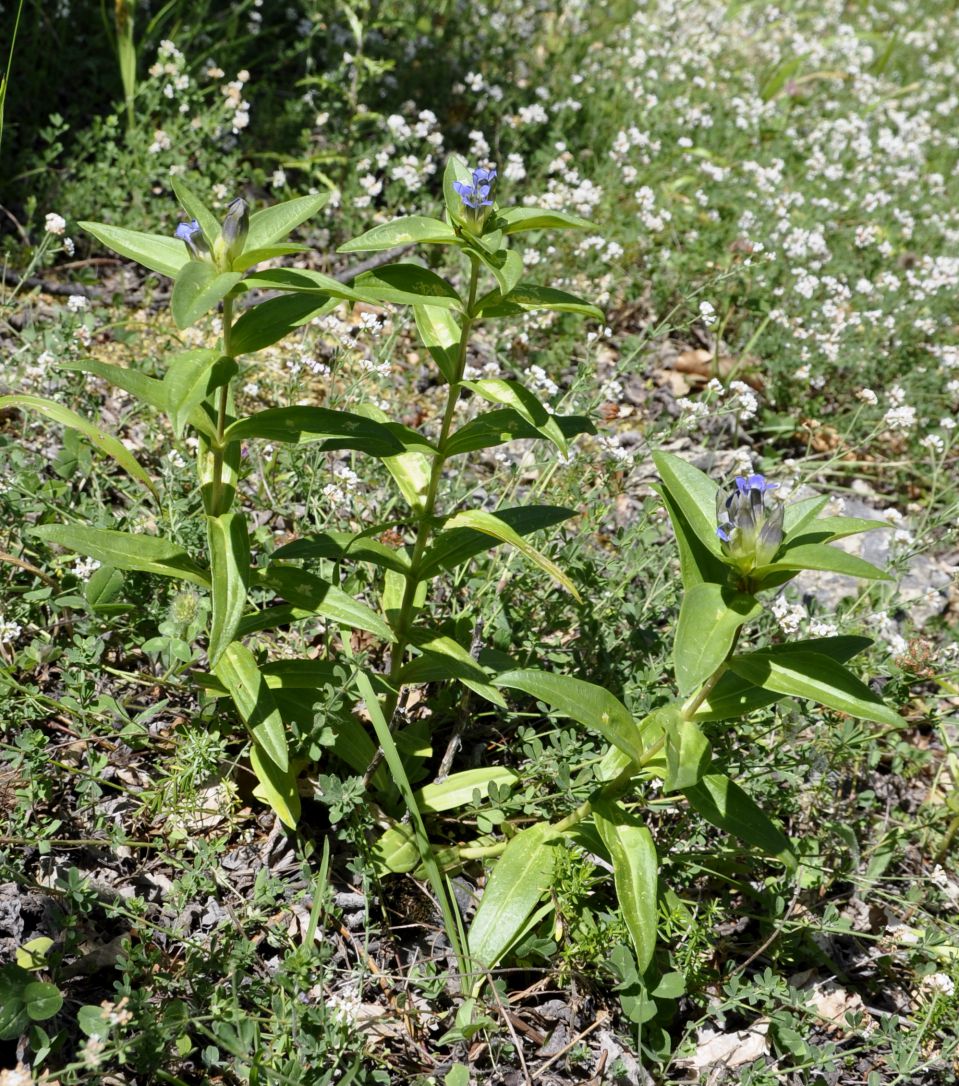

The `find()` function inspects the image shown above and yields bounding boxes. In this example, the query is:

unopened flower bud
[716,474,784,573]
[174,219,211,261]
[220,197,249,259]
[170,589,200,626]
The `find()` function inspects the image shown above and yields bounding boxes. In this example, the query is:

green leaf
[494,669,646,765]
[16,937,53,971]
[791,515,888,543]
[245,192,329,249]
[207,512,250,666]
[354,263,463,309]
[0,394,157,497]
[593,799,658,971]
[652,450,722,556]
[420,504,574,579]
[727,649,904,727]
[664,716,712,792]
[240,266,357,300]
[255,566,395,642]
[442,155,475,227]
[31,524,208,586]
[782,496,830,541]
[475,283,603,320]
[339,215,460,252]
[414,304,462,384]
[25,981,62,1022]
[495,207,595,234]
[213,641,289,772]
[170,263,242,330]
[231,244,308,272]
[442,509,580,599]
[462,378,567,454]
[414,768,519,812]
[61,358,167,411]
[400,631,507,707]
[683,773,796,869]
[79,220,189,278]
[353,402,433,512]
[445,408,595,458]
[249,743,300,829]
[162,349,235,438]
[651,482,728,590]
[468,822,557,971]
[223,406,402,454]
[674,583,760,695]
[693,636,872,721]
[230,294,336,355]
[273,530,410,573]
[473,246,524,298]
[756,542,889,581]
[170,176,220,244]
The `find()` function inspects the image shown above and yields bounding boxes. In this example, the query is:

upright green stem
[383,256,481,716]
[210,296,235,516]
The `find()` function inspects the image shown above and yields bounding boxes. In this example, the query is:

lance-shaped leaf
[414,304,462,384]
[494,669,646,765]
[214,642,289,772]
[31,524,208,586]
[683,772,796,869]
[61,359,167,411]
[651,482,728,591]
[170,176,220,245]
[494,207,595,234]
[230,293,337,355]
[223,406,402,454]
[462,378,568,455]
[162,349,236,438]
[442,154,476,227]
[420,504,574,579]
[0,394,158,497]
[468,822,557,972]
[79,220,189,278]
[399,631,507,707]
[445,408,594,457]
[727,649,904,727]
[674,583,761,695]
[652,450,722,557]
[273,530,411,573]
[207,512,250,666]
[475,283,603,320]
[245,192,329,249]
[693,636,872,721]
[170,263,242,330]
[664,716,712,792]
[254,565,395,642]
[353,402,433,512]
[472,246,524,298]
[354,263,463,309]
[240,266,357,301]
[414,767,519,813]
[781,496,830,542]
[754,542,889,582]
[249,743,300,829]
[231,244,308,273]
[441,509,580,599]
[787,514,888,545]
[593,799,659,971]
[339,215,460,252]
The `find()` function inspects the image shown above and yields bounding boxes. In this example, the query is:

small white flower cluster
[771,595,807,635]
[222,69,252,134]
[0,617,22,645]
[73,556,101,581]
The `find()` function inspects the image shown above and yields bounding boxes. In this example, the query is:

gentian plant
[1,159,905,1019]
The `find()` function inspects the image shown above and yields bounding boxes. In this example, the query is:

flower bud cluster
[716,474,784,573]
[175,197,249,270]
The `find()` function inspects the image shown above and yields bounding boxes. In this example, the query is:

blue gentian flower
[453,166,497,211]
[174,219,210,261]
[716,473,784,571]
